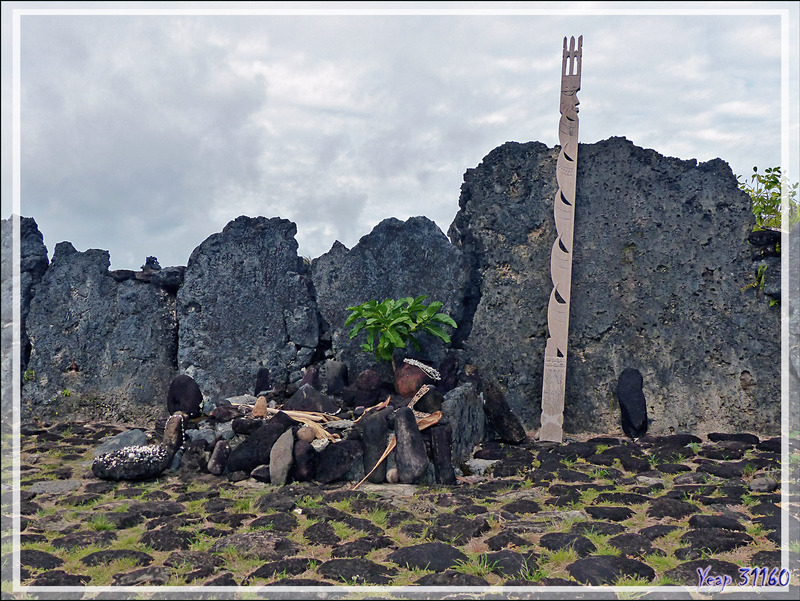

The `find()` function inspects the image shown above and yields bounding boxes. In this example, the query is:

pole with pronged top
[540,35,582,443]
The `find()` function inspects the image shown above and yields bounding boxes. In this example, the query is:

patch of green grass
[87,515,114,531]
[742,463,759,478]
[585,534,621,557]
[579,489,600,505]
[233,497,253,512]
[517,563,549,583]
[615,574,654,586]
[654,575,679,586]
[595,444,610,454]
[553,515,582,533]
[643,552,679,573]
[296,495,323,509]
[329,498,353,513]
[78,555,144,586]
[365,508,388,529]
[208,547,263,578]
[189,537,215,553]
[331,521,359,541]
[650,524,686,557]
[485,513,505,530]
[113,526,145,548]
[624,506,649,529]
[182,498,207,514]
[453,553,499,579]
[740,493,757,507]
[34,506,57,518]
[389,565,434,586]
[746,523,767,538]
[539,547,579,574]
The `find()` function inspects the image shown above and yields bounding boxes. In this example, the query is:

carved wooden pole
[540,35,582,443]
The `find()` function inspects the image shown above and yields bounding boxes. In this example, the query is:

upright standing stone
[617,368,648,438]
[357,408,391,484]
[394,407,429,483]
[311,217,470,375]
[177,217,319,400]
[22,242,178,424]
[1,217,49,424]
[269,428,295,486]
[540,35,583,442]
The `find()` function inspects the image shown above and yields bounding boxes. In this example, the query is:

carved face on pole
[560,90,579,118]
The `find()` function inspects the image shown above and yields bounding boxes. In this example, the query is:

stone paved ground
[2,420,799,599]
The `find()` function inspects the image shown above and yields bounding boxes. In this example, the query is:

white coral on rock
[92,444,170,481]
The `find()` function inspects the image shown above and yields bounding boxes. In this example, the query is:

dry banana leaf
[263,407,340,440]
[264,407,339,422]
[352,396,392,424]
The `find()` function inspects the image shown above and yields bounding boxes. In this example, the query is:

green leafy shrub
[345,295,457,362]
[737,166,799,231]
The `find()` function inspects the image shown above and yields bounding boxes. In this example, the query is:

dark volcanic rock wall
[1,217,50,424]
[449,137,781,435]
[22,242,178,423]
[311,216,470,376]
[177,216,320,401]
[0,217,49,366]
[7,137,784,434]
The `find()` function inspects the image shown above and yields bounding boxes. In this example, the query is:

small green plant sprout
[23,368,35,381]
[345,295,457,362]
[738,493,756,508]
[742,263,768,294]
[742,463,758,478]
[453,554,499,579]
[737,165,799,231]
[686,441,702,454]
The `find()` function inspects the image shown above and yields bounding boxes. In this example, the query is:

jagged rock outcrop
[311,216,470,375]
[1,217,49,423]
[8,137,784,436]
[449,137,781,435]
[177,216,320,401]
[21,242,178,423]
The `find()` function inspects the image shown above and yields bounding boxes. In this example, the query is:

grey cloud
[6,11,793,271]
[20,16,271,268]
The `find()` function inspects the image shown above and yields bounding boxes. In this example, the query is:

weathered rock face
[1,217,49,422]
[9,138,784,438]
[311,216,470,376]
[177,216,320,400]
[449,137,781,435]
[789,226,800,429]
[21,242,178,423]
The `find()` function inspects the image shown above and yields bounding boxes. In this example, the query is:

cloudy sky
[2,2,798,270]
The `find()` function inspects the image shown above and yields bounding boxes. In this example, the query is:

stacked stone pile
[92,359,527,487]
